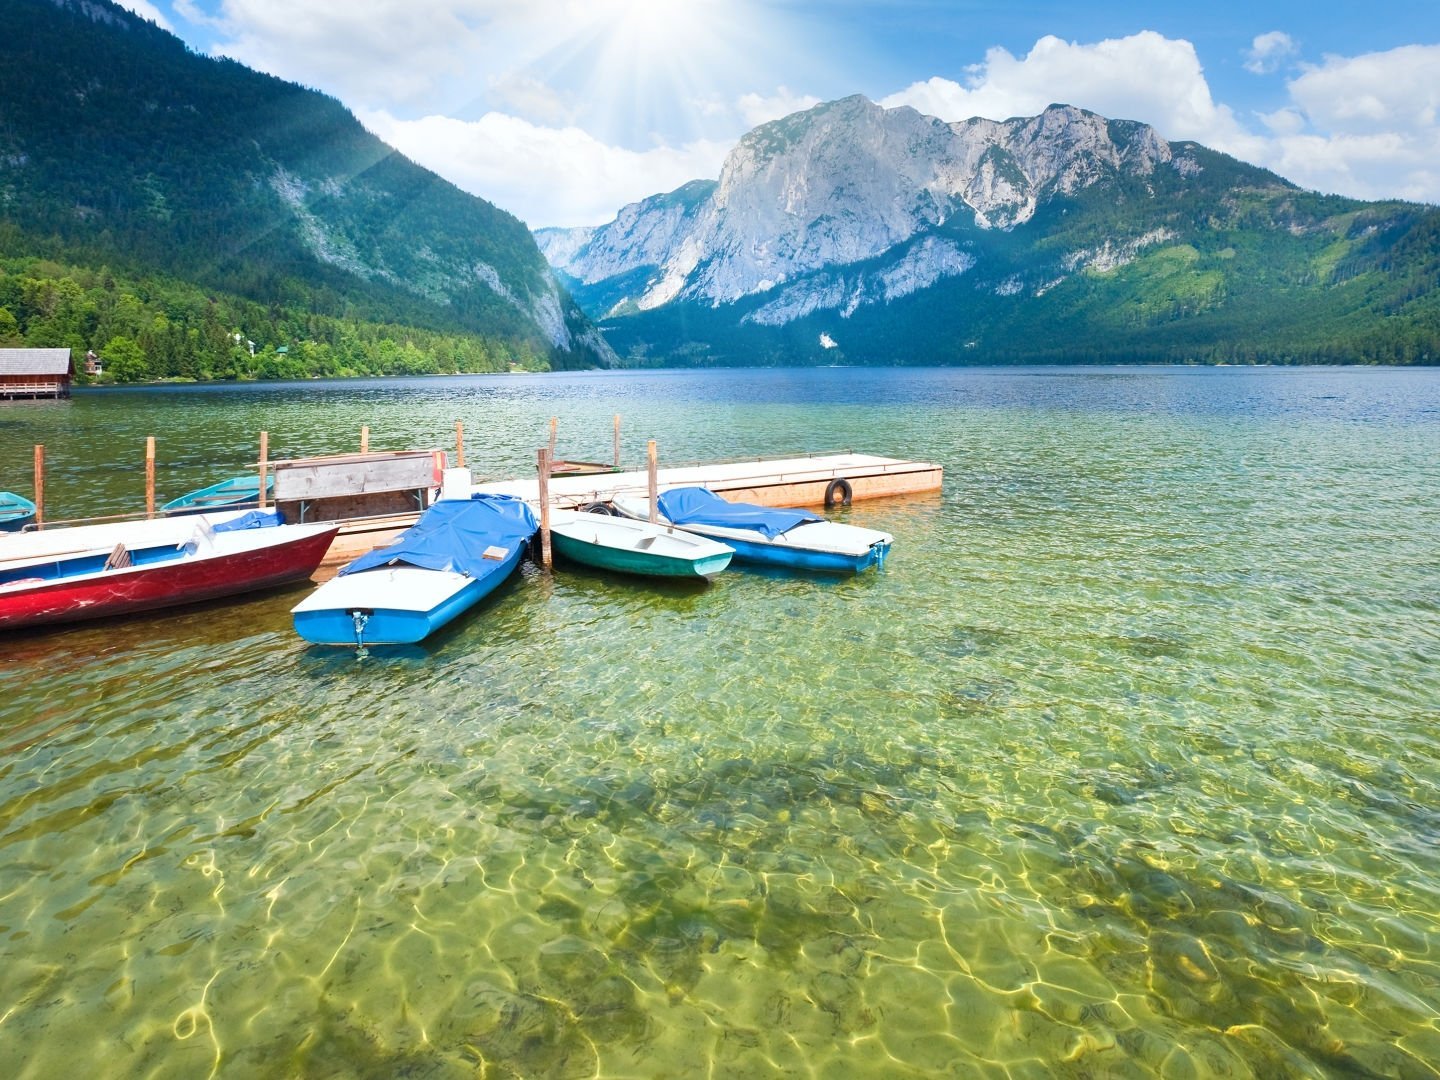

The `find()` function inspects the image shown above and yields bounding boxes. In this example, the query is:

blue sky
[121,1,1440,227]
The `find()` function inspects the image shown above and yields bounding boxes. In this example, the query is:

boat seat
[103,543,132,571]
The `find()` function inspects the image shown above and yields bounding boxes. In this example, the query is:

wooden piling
[33,444,44,527]
[455,421,466,469]
[258,431,269,510]
[536,448,553,569]
[613,414,621,467]
[145,436,156,519]
[647,439,659,524]
[547,417,558,461]
[360,426,370,454]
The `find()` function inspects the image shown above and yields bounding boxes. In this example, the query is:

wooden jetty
[11,425,941,584]
[478,451,940,510]
[313,452,942,575]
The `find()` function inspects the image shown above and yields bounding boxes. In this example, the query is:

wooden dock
[315,452,941,576]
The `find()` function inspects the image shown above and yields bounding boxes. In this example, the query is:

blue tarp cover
[341,494,538,577]
[212,509,283,532]
[657,487,822,539]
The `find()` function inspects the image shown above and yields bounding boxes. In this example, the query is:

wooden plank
[145,437,155,519]
[276,489,424,524]
[33,444,44,526]
[272,450,439,500]
[258,431,269,510]
[536,448,552,569]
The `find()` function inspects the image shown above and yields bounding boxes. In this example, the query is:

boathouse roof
[0,348,73,376]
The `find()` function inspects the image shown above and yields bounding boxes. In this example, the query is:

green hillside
[0,0,608,378]
[598,144,1440,367]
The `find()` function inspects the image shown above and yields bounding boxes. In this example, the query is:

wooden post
[145,436,156,519]
[536,448,553,570]
[360,426,370,454]
[455,421,465,469]
[613,414,621,467]
[33,444,44,527]
[547,417,558,461]
[257,431,269,510]
[647,439,659,524]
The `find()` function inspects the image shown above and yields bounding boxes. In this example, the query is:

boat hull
[610,495,891,574]
[291,546,525,646]
[162,475,271,516]
[0,525,338,631]
[0,493,36,533]
[696,531,888,573]
[549,511,733,578]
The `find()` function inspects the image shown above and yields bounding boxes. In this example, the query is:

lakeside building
[0,348,73,399]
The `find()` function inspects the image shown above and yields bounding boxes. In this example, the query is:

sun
[549,0,752,145]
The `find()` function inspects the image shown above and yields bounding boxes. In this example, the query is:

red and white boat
[0,509,339,631]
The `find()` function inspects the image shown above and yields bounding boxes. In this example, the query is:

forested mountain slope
[0,0,614,378]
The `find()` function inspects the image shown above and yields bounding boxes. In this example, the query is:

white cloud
[1244,31,1297,75]
[882,32,1440,206]
[359,109,730,228]
[1260,45,1440,201]
[738,87,822,128]
[881,31,1262,156]
[1286,44,1440,134]
[114,0,173,30]
[193,0,513,107]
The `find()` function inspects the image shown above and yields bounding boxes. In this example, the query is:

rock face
[540,97,1199,324]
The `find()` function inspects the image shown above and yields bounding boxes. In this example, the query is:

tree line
[0,255,552,383]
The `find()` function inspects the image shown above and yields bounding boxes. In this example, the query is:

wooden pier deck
[316,452,941,575]
[478,452,942,509]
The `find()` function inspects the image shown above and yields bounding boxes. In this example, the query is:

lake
[2,366,1439,1078]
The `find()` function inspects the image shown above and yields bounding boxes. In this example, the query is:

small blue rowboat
[290,493,538,647]
[613,487,893,573]
[162,475,273,516]
[0,492,37,532]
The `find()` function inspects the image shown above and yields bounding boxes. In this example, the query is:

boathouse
[0,348,73,399]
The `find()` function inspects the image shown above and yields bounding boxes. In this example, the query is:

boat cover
[657,487,822,539]
[212,509,284,532]
[341,494,538,577]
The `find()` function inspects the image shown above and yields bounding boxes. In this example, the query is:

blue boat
[0,491,37,532]
[612,487,893,573]
[290,494,538,647]
[162,474,273,515]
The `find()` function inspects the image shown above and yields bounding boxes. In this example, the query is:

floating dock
[316,452,942,575]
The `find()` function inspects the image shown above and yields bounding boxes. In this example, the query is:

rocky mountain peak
[540,96,1216,319]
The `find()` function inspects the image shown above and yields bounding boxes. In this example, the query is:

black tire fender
[824,478,853,508]
[579,501,618,515]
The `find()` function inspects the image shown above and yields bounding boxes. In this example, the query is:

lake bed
[2,366,1438,1077]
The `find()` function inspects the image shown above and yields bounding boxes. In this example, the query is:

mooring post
[647,439,659,524]
[547,417,558,462]
[455,421,466,469]
[33,444,44,527]
[536,447,553,570]
[258,431,269,510]
[360,426,370,454]
[145,436,156,518]
[613,414,621,467]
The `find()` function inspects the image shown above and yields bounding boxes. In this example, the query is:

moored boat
[162,474,273,515]
[291,493,537,647]
[549,506,733,579]
[612,487,893,573]
[0,509,339,631]
[0,491,36,532]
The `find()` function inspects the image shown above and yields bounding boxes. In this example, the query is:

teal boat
[162,474,273,516]
[548,507,733,579]
[0,491,36,532]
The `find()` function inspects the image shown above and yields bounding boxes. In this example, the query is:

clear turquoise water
[2,366,1439,1077]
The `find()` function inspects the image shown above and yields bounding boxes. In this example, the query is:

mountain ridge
[538,96,1437,366]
